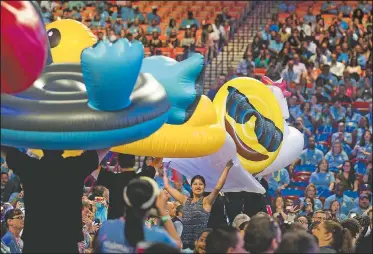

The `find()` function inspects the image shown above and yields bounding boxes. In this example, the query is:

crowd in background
[1,1,372,253]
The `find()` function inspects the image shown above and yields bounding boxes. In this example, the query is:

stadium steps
[203,2,278,94]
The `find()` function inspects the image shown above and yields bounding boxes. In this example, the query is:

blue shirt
[180,18,200,29]
[128,11,145,23]
[321,2,338,14]
[146,25,161,35]
[330,105,346,122]
[357,3,372,14]
[289,105,302,121]
[261,30,271,41]
[350,206,368,216]
[325,151,348,169]
[304,14,316,24]
[112,22,128,35]
[269,24,279,32]
[310,172,335,190]
[357,55,367,69]
[338,5,352,16]
[324,195,354,216]
[98,219,177,253]
[299,149,324,166]
[354,197,373,208]
[120,7,134,21]
[268,40,283,54]
[147,13,161,25]
[268,168,290,191]
[337,52,349,64]
[41,11,52,24]
[299,197,323,211]
[1,231,22,253]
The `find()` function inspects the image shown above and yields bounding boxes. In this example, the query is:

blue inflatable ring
[1,62,170,150]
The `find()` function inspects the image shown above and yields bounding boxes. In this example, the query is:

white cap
[152,6,157,9]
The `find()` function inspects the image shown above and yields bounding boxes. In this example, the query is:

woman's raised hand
[163,168,170,189]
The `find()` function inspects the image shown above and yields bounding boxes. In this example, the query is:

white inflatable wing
[164,133,265,194]
[256,84,304,176]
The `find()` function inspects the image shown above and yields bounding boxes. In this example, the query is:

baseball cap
[360,193,371,202]
[152,6,157,9]
[361,184,371,191]
[232,214,250,229]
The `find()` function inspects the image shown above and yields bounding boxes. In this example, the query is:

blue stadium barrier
[355,161,368,175]
[294,165,316,173]
[280,188,304,197]
[288,181,309,189]
[318,188,333,198]
[329,167,339,174]
[316,133,330,143]
[344,190,359,199]
[316,143,329,154]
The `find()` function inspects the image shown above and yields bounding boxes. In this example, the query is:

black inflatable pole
[30,1,53,65]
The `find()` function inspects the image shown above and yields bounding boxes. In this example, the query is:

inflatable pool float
[1,39,170,150]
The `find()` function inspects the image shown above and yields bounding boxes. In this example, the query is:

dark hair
[124,178,157,247]
[244,216,279,253]
[339,160,356,190]
[272,196,285,212]
[118,154,136,168]
[341,218,360,239]
[168,18,176,28]
[0,172,8,177]
[205,225,239,253]
[302,197,315,213]
[176,205,183,216]
[141,156,154,171]
[360,130,372,146]
[316,158,329,173]
[275,231,318,253]
[138,166,156,179]
[4,208,22,228]
[190,175,206,198]
[323,220,353,253]
[239,220,250,231]
[144,243,181,253]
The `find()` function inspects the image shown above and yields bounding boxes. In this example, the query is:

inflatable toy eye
[47,28,61,48]
[213,77,284,174]
[45,19,97,63]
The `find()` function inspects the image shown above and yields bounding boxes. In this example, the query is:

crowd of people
[39,0,232,60]
[0,0,372,253]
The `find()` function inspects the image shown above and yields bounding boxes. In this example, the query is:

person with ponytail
[164,159,234,250]
[95,177,181,253]
[312,220,354,253]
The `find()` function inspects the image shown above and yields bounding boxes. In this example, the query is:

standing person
[95,154,138,220]
[94,177,181,252]
[164,160,234,250]
[1,209,24,253]
[0,146,109,253]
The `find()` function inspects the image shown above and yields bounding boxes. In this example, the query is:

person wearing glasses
[1,208,24,253]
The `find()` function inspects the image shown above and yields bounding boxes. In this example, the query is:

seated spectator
[292,136,324,169]
[325,141,349,170]
[282,60,301,92]
[346,56,362,78]
[334,85,353,103]
[352,130,373,172]
[130,6,145,24]
[148,31,163,48]
[275,230,319,253]
[180,11,200,30]
[299,102,314,128]
[207,74,226,101]
[312,210,327,223]
[324,183,354,216]
[265,57,282,81]
[332,122,353,147]
[134,27,149,47]
[112,18,128,35]
[146,19,161,35]
[260,24,272,42]
[357,76,373,102]
[336,161,359,192]
[299,41,313,61]
[310,48,328,69]
[321,1,339,15]
[205,225,246,253]
[279,2,296,13]
[366,103,372,126]
[299,197,315,217]
[309,95,323,120]
[40,6,53,24]
[251,34,265,59]
[350,193,371,215]
[310,159,335,191]
[294,117,312,148]
[244,215,281,253]
[329,53,345,78]
[278,47,291,66]
[299,184,324,211]
[1,172,9,201]
[146,6,161,25]
[236,50,255,77]
[180,27,196,49]
[90,13,106,29]
[212,16,226,48]
[314,86,329,104]
[287,29,301,48]
[287,95,301,122]
[330,98,346,123]
[353,184,372,208]
[166,18,178,37]
[355,45,367,70]
[166,29,180,48]
[268,168,290,194]
[358,66,372,89]
[337,43,349,65]
[254,49,270,68]
[338,1,353,17]
[345,104,362,125]
[312,220,354,253]
[329,200,348,221]
[268,34,284,57]
[189,229,212,254]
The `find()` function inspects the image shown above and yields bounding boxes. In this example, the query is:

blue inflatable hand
[81,39,144,111]
[142,54,204,125]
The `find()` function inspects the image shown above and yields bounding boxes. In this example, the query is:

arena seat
[344,190,359,199]
[281,188,304,197]
[294,165,316,173]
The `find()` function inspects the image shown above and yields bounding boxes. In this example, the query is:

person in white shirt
[309,47,328,69]
[298,18,312,37]
[329,53,345,78]
[293,54,307,74]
